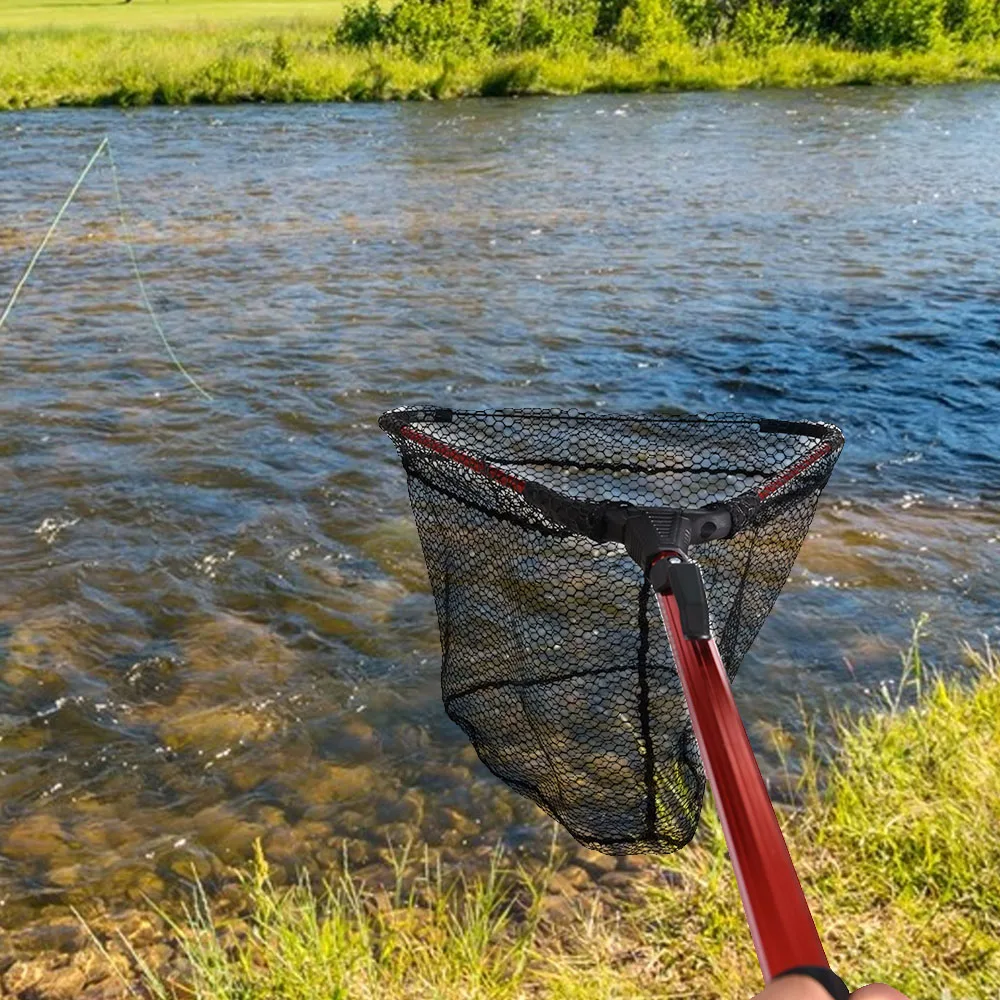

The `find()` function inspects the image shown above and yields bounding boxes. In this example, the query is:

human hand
[755,976,909,1000]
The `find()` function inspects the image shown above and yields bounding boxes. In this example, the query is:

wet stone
[538,893,577,925]
[3,814,68,863]
[376,788,424,826]
[12,919,86,955]
[597,870,640,894]
[299,763,376,806]
[616,855,653,873]
[160,705,277,754]
[545,872,579,896]
[192,804,265,861]
[572,847,617,878]
[181,614,297,683]
[656,868,687,889]
[442,808,479,838]
[3,955,87,1000]
[556,864,592,889]
[78,982,129,1000]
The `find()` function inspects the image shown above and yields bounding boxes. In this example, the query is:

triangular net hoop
[381,407,843,855]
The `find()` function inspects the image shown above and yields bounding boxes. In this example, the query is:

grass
[0,0,348,31]
[97,624,1000,1000]
[3,4,1000,109]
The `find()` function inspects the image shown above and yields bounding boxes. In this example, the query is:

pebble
[3,813,68,863]
[557,863,592,889]
[161,705,277,754]
[597,870,640,894]
[571,846,617,877]
[545,872,580,896]
[299,763,376,806]
[538,893,577,924]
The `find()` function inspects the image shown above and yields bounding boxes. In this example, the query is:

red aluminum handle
[656,588,834,985]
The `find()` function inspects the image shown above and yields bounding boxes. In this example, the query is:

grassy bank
[5,0,1000,110]
[91,628,998,1000]
[3,28,1000,109]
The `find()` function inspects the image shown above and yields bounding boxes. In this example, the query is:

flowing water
[1,85,998,926]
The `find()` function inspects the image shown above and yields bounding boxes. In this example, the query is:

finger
[757,974,840,1000]
[851,985,910,1000]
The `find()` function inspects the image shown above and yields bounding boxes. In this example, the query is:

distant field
[0,0,344,31]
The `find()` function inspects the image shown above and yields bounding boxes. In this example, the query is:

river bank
[3,27,1000,109]
[2,631,997,1000]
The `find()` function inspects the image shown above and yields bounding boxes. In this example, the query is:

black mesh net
[380,407,843,855]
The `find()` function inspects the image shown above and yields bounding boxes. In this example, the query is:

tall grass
[95,628,1000,999]
[3,26,1000,109]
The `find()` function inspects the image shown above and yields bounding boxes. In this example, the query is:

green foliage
[4,16,1000,109]
[335,0,387,47]
[671,0,727,41]
[610,0,687,51]
[849,0,946,49]
[943,0,999,38]
[731,0,790,52]
[385,0,486,58]
[270,33,292,69]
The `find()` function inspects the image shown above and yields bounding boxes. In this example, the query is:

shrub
[671,0,728,41]
[610,0,687,50]
[731,0,790,52]
[516,0,601,50]
[335,0,388,47]
[385,0,486,57]
[781,0,854,39]
[942,0,999,38]
[849,0,946,49]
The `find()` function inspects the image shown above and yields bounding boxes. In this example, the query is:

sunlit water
[1,86,998,925]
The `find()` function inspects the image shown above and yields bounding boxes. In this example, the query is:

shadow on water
[0,85,998,925]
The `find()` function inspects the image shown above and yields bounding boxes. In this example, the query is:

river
[1,84,998,926]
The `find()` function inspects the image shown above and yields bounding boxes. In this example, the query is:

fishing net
[380,407,843,855]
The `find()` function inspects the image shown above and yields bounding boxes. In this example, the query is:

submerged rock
[3,813,70,864]
[180,613,298,684]
[160,704,277,755]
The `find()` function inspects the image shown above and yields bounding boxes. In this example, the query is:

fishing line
[0,134,214,401]
[0,136,108,333]
[105,141,213,401]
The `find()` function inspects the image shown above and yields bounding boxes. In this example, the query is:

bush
[731,0,790,50]
[516,0,601,50]
[610,0,687,50]
[781,0,854,39]
[671,0,728,41]
[335,0,388,47]
[848,0,945,48]
[942,0,999,38]
[385,0,486,57]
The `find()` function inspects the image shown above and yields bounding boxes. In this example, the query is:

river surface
[1,85,998,926]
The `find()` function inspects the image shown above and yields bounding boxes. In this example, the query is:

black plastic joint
[623,509,691,571]
[649,560,712,639]
[602,506,733,571]
[775,967,850,1000]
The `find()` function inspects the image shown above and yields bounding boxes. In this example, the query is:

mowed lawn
[0,0,346,31]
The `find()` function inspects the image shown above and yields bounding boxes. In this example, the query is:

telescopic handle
[655,576,849,1000]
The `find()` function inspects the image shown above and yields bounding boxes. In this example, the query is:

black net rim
[379,406,844,542]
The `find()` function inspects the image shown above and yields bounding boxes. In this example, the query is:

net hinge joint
[601,505,731,572]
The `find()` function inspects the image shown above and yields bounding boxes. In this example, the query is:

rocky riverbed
[0,843,671,1000]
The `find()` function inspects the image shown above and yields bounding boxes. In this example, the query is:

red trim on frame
[399,425,526,495]
[756,441,833,501]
